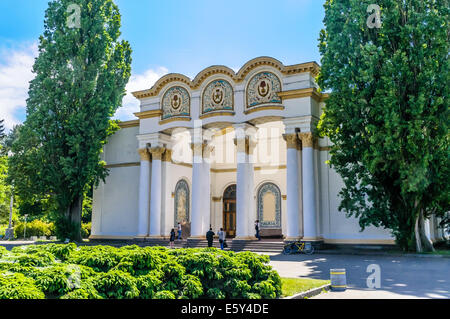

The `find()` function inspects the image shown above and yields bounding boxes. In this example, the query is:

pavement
[267,253,450,299]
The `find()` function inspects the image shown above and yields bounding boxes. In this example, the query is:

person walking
[206,228,215,248]
[169,228,176,248]
[255,220,261,241]
[177,222,182,240]
[218,228,226,250]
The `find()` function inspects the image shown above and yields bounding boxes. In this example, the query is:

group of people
[168,220,262,249]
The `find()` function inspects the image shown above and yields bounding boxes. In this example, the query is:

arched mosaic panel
[257,182,281,228]
[174,179,190,225]
[202,79,234,114]
[246,72,282,109]
[162,86,190,120]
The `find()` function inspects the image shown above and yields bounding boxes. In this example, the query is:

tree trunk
[69,194,83,242]
[414,209,434,253]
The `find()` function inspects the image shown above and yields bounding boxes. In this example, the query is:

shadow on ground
[269,253,450,299]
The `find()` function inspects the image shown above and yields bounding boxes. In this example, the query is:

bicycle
[282,241,315,255]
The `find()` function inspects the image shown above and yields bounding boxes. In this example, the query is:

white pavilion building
[90,57,445,246]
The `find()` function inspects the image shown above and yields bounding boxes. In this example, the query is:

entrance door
[223,184,236,238]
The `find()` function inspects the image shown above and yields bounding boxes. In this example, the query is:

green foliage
[94,269,140,299]
[14,220,55,238]
[318,0,449,251]
[0,272,45,299]
[7,0,132,241]
[0,244,282,299]
[153,291,176,299]
[81,222,91,239]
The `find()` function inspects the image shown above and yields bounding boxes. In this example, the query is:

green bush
[0,244,282,299]
[0,272,45,299]
[14,220,55,238]
[81,222,91,239]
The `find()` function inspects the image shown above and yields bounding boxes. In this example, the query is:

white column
[202,144,214,233]
[299,132,318,240]
[283,134,301,240]
[137,148,151,237]
[234,123,256,240]
[149,147,165,237]
[236,152,248,238]
[190,143,204,238]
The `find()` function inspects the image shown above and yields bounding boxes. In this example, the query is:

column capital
[298,132,315,148]
[282,134,299,149]
[162,149,172,162]
[149,147,166,160]
[138,148,150,161]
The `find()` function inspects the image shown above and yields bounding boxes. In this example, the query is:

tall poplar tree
[318,0,449,252]
[8,0,131,241]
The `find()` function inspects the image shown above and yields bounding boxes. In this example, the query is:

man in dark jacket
[206,228,215,247]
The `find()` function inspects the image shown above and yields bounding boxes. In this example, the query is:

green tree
[318,0,449,252]
[8,0,131,241]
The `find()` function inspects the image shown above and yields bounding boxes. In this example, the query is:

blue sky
[0,0,325,130]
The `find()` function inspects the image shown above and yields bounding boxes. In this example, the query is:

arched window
[257,182,281,229]
[174,179,190,225]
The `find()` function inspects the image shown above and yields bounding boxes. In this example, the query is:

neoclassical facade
[90,57,444,245]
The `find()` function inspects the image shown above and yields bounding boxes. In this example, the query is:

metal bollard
[330,268,347,291]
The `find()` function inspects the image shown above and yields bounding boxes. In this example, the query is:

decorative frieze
[161,86,190,120]
[202,79,234,114]
[246,71,282,109]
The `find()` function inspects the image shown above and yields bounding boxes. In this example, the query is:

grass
[281,277,330,298]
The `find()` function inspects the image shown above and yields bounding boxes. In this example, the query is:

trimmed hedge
[0,244,281,299]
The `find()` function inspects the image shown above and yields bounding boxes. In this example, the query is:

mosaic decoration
[202,80,234,114]
[162,86,190,120]
[174,179,190,225]
[246,72,282,108]
[257,182,281,228]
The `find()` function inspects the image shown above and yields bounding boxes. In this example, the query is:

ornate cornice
[243,105,284,115]
[132,57,321,99]
[158,116,191,125]
[277,88,325,102]
[199,111,235,119]
[134,110,162,119]
[118,120,139,128]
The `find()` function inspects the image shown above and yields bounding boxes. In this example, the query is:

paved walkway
[268,253,450,299]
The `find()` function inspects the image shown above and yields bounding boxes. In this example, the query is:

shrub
[0,244,282,299]
[14,220,54,238]
[153,290,176,299]
[0,272,45,299]
[93,269,139,299]
[81,222,91,239]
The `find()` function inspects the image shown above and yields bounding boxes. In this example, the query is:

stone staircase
[88,238,286,253]
[186,239,285,253]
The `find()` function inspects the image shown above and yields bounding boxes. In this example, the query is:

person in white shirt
[177,222,182,240]
[218,228,226,250]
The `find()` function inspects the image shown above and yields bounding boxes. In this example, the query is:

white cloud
[0,41,167,128]
[0,43,38,131]
[114,67,168,121]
